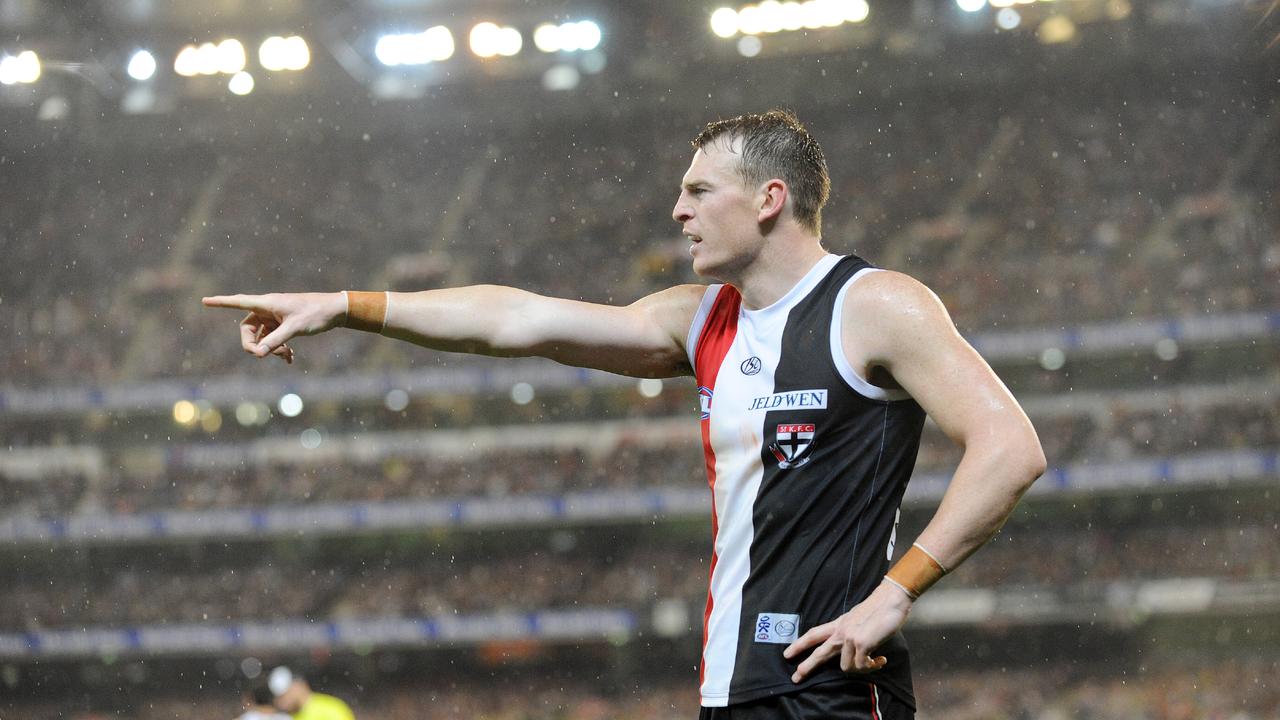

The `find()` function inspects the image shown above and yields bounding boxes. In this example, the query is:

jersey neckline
[740,253,841,319]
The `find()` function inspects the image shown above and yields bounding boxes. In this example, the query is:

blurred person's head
[268,666,311,713]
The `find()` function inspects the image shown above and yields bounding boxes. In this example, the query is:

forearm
[910,435,1046,574]
[375,286,546,357]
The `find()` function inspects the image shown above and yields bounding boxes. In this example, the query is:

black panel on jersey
[728,255,926,708]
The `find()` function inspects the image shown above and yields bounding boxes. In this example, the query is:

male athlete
[204,110,1045,718]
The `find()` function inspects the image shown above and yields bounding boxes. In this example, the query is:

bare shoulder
[631,283,712,340]
[634,282,711,309]
[844,270,945,318]
[841,270,960,369]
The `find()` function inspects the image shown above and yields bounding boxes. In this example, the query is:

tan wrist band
[343,291,388,334]
[885,543,948,600]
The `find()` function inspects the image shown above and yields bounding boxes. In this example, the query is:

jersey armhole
[831,268,913,403]
[686,284,724,371]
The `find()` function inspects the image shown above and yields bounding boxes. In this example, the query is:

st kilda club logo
[769,424,815,469]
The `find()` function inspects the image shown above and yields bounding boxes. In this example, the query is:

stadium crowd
[3,391,1274,520]
[2,78,1276,387]
[4,657,1277,720]
[4,516,1275,632]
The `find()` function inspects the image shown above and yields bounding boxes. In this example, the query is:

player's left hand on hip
[782,581,913,683]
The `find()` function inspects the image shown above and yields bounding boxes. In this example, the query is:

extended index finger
[202,294,269,311]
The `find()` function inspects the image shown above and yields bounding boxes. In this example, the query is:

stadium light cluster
[469,22,523,58]
[174,39,247,77]
[374,27,455,66]
[258,35,311,71]
[532,21,602,53]
[709,0,870,39]
[0,50,41,85]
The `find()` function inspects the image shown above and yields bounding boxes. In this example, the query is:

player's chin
[688,252,718,278]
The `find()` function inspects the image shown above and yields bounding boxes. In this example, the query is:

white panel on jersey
[699,255,840,706]
[686,284,724,369]
[830,268,913,402]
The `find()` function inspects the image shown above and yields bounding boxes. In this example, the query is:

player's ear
[757,179,787,224]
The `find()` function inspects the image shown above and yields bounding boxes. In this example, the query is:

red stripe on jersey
[693,286,742,690]
[869,683,881,720]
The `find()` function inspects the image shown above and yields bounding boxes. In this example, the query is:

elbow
[1016,435,1047,494]
[977,428,1045,496]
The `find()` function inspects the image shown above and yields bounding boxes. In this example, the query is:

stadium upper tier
[1,79,1275,387]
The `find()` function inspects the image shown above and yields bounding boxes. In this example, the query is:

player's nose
[672,198,692,224]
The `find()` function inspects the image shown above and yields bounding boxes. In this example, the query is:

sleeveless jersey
[686,254,926,708]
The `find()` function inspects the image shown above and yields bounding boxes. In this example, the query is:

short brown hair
[692,109,830,234]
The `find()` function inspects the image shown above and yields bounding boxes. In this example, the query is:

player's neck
[734,236,830,311]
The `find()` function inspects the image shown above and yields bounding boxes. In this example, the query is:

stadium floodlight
[711,1,868,39]
[780,2,805,31]
[759,1,786,33]
[375,27,454,66]
[174,39,245,77]
[127,50,157,81]
[737,5,764,34]
[533,24,561,52]
[710,7,740,37]
[0,50,41,85]
[259,35,310,72]
[845,0,870,22]
[956,0,987,11]
[568,21,601,51]
[228,70,254,95]
[174,46,199,76]
[533,20,601,53]
[470,22,522,58]
[195,42,220,74]
[216,38,246,74]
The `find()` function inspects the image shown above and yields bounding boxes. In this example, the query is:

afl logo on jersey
[770,424,816,469]
[698,386,713,420]
[740,356,762,375]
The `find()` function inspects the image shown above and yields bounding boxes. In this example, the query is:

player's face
[672,141,764,280]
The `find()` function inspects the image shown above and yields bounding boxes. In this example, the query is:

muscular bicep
[384,283,706,378]
[843,272,1033,447]
[504,284,705,377]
